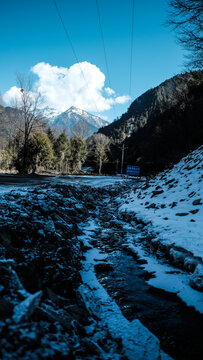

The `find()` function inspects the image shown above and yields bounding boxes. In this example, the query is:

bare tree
[91,133,110,175]
[167,0,203,69]
[15,74,43,172]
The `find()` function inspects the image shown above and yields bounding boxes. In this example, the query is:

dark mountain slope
[99,71,203,173]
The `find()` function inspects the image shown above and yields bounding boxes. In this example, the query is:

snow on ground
[116,146,203,304]
[55,175,136,188]
[118,146,203,260]
[79,220,172,360]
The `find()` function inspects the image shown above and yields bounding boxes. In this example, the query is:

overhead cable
[96,0,117,119]
[53,0,99,113]
[129,0,135,100]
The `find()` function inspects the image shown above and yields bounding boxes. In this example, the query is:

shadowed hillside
[99,71,203,173]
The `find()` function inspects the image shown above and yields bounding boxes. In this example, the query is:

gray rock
[175,212,189,216]
[190,264,203,291]
[192,198,202,206]
[13,290,43,323]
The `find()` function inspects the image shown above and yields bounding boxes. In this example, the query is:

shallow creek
[95,249,203,360]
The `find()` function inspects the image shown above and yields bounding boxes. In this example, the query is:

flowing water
[96,249,203,360]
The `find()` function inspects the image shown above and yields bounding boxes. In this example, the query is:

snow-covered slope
[117,146,203,298]
[119,146,203,259]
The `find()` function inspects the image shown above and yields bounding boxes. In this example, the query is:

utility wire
[129,0,135,101]
[96,0,117,120]
[52,0,100,113]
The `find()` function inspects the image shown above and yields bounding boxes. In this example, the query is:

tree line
[0,128,88,174]
[0,75,110,175]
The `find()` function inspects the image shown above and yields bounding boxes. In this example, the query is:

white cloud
[3,86,22,106]
[115,95,131,104]
[3,62,130,114]
[105,87,115,96]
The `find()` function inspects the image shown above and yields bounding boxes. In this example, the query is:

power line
[96,0,117,120]
[129,0,135,100]
[52,0,100,113]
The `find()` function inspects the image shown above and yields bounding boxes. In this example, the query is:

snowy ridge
[119,146,203,259]
[40,106,61,122]
[50,106,109,138]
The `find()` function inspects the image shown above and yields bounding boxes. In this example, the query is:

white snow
[118,146,203,260]
[116,146,203,311]
[55,175,134,188]
[79,220,173,360]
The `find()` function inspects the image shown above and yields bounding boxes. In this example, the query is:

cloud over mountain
[3,62,130,114]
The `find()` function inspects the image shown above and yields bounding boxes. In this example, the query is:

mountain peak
[53,106,109,138]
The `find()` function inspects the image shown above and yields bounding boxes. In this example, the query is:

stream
[95,249,203,360]
[87,192,203,360]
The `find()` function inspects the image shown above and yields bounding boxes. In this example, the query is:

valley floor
[0,148,202,360]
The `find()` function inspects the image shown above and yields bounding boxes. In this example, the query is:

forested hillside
[99,71,203,173]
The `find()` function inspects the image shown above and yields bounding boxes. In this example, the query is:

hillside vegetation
[99,71,203,173]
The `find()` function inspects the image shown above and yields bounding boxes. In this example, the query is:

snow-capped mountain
[41,107,61,123]
[53,106,109,138]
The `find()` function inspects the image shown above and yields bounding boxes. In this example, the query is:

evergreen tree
[70,136,87,172]
[29,131,54,173]
[16,131,54,173]
[54,131,71,173]
[0,145,16,170]
[47,127,56,145]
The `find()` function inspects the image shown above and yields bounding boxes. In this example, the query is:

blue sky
[0,0,185,121]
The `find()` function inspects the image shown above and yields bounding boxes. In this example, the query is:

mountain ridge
[99,70,203,173]
[53,106,109,138]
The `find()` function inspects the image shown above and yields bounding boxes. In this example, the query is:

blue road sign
[126,165,140,176]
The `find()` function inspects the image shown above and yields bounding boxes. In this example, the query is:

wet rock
[175,212,189,216]
[170,202,177,208]
[13,290,43,323]
[169,248,186,267]
[146,203,157,209]
[39,304,72,330]
[189,209,199,214]
[190,265,203,291]
[188,191,196,198]
[95,262,114,272]
[184,257,199,272]
[151,189,164,197]
[192,198,202,206]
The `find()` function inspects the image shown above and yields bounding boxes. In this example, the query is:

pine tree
[54,131,71,173]
[70,136,87,173]
[28,131,54,173]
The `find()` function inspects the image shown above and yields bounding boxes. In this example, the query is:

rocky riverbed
[0,178,202,360]
[0,184,117,360]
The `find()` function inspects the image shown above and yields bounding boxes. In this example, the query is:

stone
[190,264,203,291]
[13,290,43,323]
[95,262,114,272]
[175,213,189,216]
[146,203,157,209]
[192,198,202,206]
[151,189,164,197]
[189,209,199,214]
[170,202,177,208]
